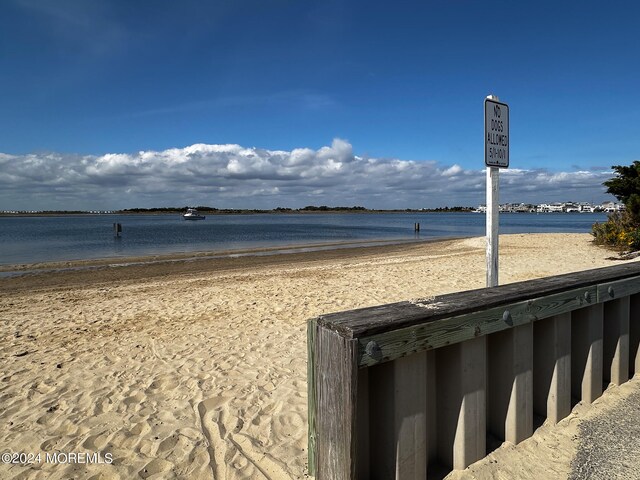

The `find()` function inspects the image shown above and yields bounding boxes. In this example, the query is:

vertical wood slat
[356,368,369,479]
[571,304,604,404]
[394,353,428,479]
[488,323,533,444]
[454,336,486,470]
[315,325,359,479]
[437,336,486,470]
[436,345,456,469]
[603,297,630,386]
[368,361,395,478]
[368,352,429,479]
[533,313,571,424]
[426,350,438,468]
[307,318,317,476]
[507,323,533,443]
[628,293,640,378]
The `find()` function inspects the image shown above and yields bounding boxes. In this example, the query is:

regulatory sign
[484,98,509,168]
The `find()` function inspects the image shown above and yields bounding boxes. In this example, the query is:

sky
[1,0,639,210]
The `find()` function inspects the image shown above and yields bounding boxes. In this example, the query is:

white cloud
[443,164,462,176]
[0,139,615,210]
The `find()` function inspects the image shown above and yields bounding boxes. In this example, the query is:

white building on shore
[476,201,624,213]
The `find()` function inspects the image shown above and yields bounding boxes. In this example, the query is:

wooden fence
[307,262,640,479]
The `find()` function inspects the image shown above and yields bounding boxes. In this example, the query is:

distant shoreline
[1,211,461,217]
[0,209,607,217]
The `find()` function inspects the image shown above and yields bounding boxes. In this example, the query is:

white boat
[182,208,206,220]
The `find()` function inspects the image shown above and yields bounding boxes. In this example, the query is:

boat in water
[182,208,206,220]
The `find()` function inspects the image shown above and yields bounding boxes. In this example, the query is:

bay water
[0,212,607,266]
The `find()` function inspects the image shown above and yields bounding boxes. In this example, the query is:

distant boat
[182,208,206,220]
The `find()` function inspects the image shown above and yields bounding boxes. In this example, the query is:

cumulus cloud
[0,139,615,211]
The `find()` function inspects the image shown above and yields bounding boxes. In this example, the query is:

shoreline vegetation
[592,162,640,253]
[0,204,612,216]
[1,205,477,216]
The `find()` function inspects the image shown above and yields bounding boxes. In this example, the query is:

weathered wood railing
[307,262,640,479]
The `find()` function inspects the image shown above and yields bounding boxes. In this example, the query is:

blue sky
[1,0,638,209]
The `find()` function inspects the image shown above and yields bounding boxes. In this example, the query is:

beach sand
[0,233,637,479]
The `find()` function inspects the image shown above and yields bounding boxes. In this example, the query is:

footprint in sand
[83,431,112,450]
[148,374,180,392]
[197,396,231,479]
[93,396,115,415]
[198,396,291,479]
[41,437,66,451]
[109,426,143,450]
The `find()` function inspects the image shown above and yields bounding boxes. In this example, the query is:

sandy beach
[1,233,638,479]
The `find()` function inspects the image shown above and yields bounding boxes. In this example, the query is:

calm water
[0,212,607,266]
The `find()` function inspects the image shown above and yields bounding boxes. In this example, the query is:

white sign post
[484,96,509,287]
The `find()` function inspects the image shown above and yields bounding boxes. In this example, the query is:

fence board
[314,325,359,479]
[597,275,640,302]
[318,264,640,339]
[358,286,596,367]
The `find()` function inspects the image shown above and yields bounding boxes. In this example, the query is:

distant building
[600,201,624,212]
[475,201,616,214]
[578,202,596,213]
[564,202,580,213]
[536,203,563,212]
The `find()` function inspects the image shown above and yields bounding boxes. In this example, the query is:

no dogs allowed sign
[484,98,509,168]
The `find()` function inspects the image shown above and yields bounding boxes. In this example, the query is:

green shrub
[592,211,640,251]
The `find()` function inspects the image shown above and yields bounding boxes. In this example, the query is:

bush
[596,160,640,252]
[592,211,640,251]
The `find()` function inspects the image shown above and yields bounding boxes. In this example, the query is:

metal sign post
[484,95,509,287]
